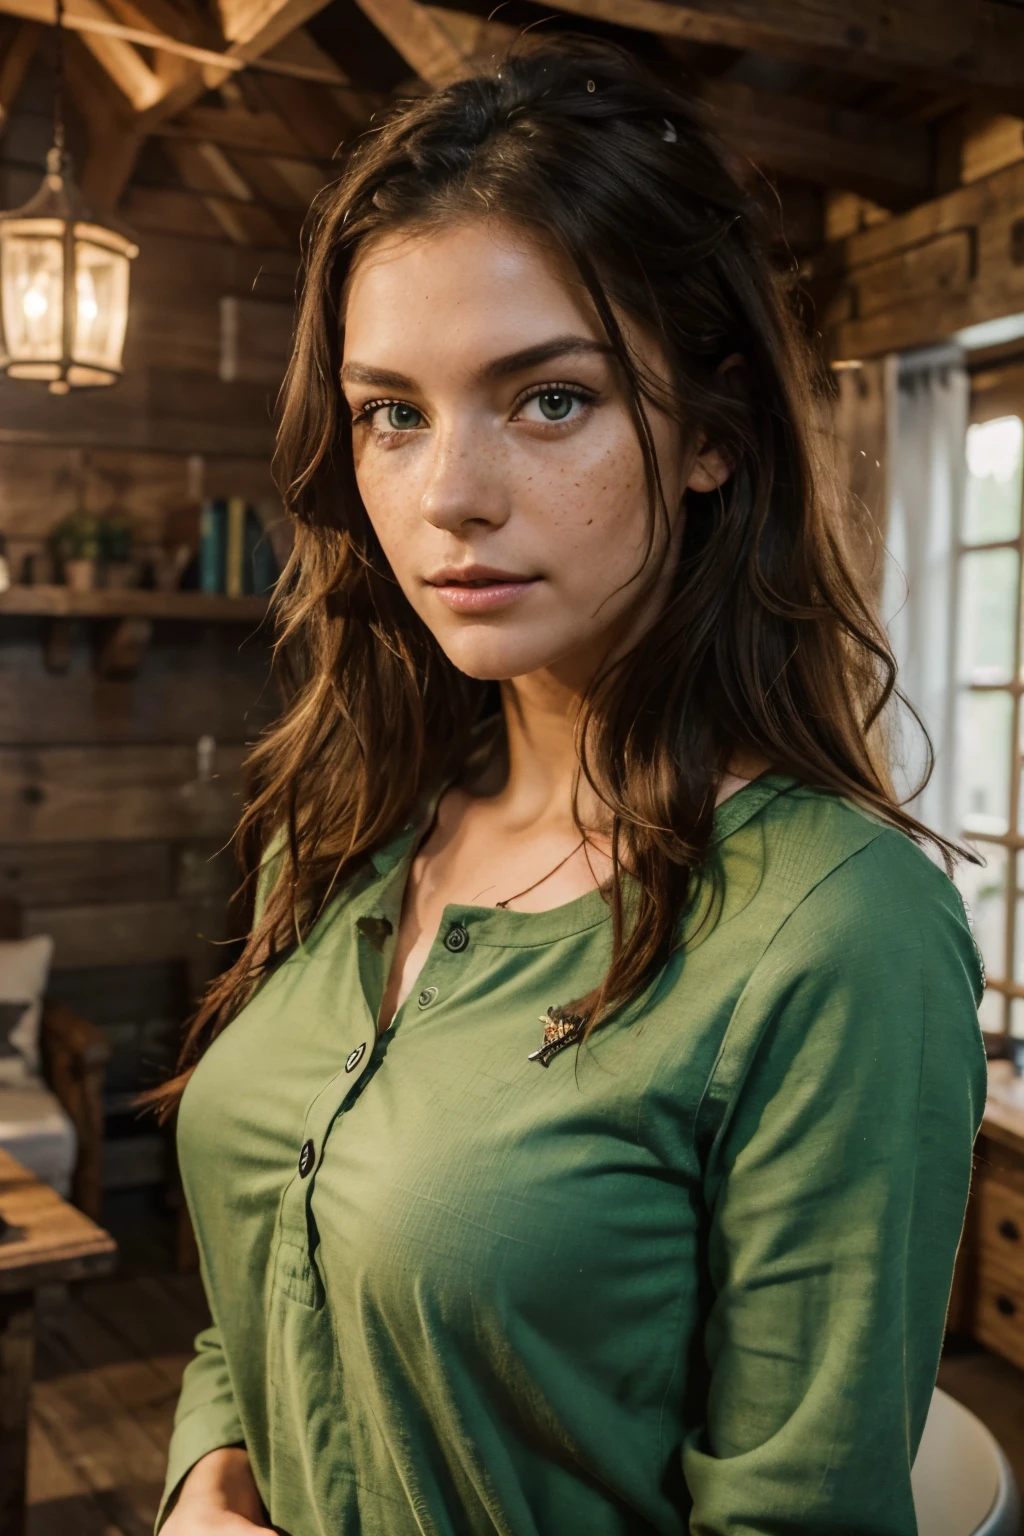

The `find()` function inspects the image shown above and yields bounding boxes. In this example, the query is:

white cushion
[0,1075,76,1196]
[912,1386,1008,1536]
[0,934,54,1085]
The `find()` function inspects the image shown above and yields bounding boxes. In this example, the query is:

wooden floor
[22,1191,1024,1533]
[27,1271,207,1536]
[26,1189,208,1536]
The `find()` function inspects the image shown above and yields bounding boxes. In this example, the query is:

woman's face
[342,218,730,686]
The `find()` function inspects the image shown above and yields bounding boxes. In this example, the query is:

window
[954,410,1024,1036]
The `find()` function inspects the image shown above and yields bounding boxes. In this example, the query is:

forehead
[341,219,602,373]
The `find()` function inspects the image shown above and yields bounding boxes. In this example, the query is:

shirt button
[345,1042,366,1073]
[417,986,438,1009]
[444,923,469,953]
[298,1139,315,1178]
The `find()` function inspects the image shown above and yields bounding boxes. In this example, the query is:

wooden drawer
[974,1258,1024,1372]
[977,1178,1024,1276]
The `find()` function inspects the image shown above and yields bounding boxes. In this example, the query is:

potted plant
[51,511,103,591]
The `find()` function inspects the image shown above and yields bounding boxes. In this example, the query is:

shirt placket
[271,863,409,1306]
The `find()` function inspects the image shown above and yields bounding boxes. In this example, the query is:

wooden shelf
[0,586,271,623]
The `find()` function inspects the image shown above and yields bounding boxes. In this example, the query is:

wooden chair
[0,899,110,1221]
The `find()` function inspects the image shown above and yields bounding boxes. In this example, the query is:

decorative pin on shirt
[528,1006,588,1067]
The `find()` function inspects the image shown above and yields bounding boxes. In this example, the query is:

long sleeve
[683,833,987,1535]
[155,1323,246,1531]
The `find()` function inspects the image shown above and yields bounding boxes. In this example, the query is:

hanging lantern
[0,0,137,394]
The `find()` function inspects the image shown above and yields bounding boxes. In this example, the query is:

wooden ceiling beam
[79,0,343,208]
[63,35,146,208]
[215,0,337,64]
[697,78,933,209]
[157,105,309,156]
[335,1,934,209]
[226,146,326,207]
[246,58,361,159]
[519,0,1024,97]
[103,0,213,92]
[0,0,163,109]
[161,135,296,245]
[352,0,468,85]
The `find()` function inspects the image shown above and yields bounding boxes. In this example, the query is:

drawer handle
[995,1295,1017,1318]
[998,1218,1021,1243]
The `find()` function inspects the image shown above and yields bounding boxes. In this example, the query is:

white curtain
[882,342,969,839]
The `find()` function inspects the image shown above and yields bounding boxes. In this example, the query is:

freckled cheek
[519,439,647,557]
[353,453,426,554]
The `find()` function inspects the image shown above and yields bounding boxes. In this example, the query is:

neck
[492,669,600,832]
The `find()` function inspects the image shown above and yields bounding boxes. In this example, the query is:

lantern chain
[52,0,65,161]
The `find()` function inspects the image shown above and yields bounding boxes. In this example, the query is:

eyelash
[351,382,598,444]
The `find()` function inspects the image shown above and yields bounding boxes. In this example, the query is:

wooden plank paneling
[697,77,932,210]
[805,158,1024,359]
[0,446,278,541]
[518,0,1024,95]
[25,899,216,970]
[854,227,975,321]
[47,962,188,1030]
[0,370,280,456]
[0,637,274,746]
[0,745,245,844]
[0,842,173,907]
[220,296,294,385]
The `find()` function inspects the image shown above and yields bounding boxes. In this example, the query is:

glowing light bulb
[22,286,47,319]
[76,268,98,325]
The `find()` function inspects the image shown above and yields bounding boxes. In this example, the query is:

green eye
[537,391,574,422]
[387,403,421,430]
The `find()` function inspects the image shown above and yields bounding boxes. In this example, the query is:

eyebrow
[340,335,614,392]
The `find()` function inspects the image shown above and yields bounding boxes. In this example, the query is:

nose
[419,421,510,534]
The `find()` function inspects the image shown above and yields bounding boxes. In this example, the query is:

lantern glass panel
[73,235,129,374]
[0,227,64,367]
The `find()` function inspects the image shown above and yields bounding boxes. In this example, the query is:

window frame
[959,370,1024,1036]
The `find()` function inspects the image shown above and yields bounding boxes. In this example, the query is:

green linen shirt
[159,773,987,1536]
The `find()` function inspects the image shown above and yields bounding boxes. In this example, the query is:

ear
[686,440,733,494]
[685,352,746,494]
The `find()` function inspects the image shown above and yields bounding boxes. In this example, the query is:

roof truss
[0,0,1018,263]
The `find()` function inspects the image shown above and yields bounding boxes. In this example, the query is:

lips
[426,565,534,587]
[426,566,540,614]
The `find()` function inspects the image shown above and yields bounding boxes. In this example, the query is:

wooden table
[0,1148,117,1536]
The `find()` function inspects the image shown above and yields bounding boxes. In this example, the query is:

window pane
[964,416,1024,544]
[1010,997,1024,1039]
[958,840,1008,981]
[982,987,1007,1034]
[958,548,1018,683]
[957,690,1014,834]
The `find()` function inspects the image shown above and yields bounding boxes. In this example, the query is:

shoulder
[720,779,976,969]
[697,789,987,1156]
[705,779,986,1068]
[756,785,978,983]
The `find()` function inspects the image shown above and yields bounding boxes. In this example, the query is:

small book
[225,496,247,599]
[198,500,227,594]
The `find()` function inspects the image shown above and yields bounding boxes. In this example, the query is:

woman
[156,39,986,1536]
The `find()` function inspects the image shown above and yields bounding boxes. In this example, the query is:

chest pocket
[274,1235,324,1310]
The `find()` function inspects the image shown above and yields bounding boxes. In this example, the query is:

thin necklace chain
[495,836,588,910]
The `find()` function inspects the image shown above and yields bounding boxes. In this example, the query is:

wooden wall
[0,617,276,1183]
[0,217,294,1187]
[806,159,1024,361]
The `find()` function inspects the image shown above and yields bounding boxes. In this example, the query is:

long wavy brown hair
[148,37,944,1119]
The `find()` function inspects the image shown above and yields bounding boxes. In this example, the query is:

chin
[436,626,576,681]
